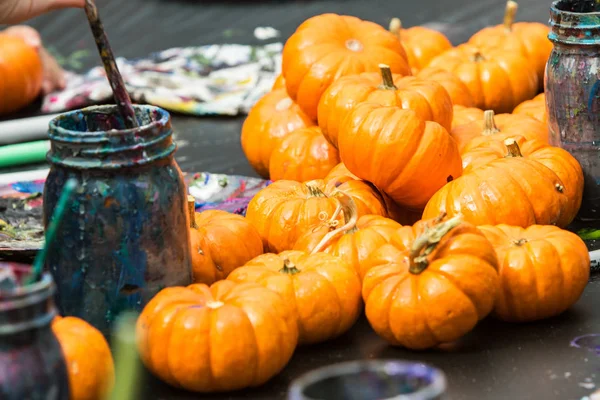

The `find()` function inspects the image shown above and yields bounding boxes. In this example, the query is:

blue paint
[44,104,192,336]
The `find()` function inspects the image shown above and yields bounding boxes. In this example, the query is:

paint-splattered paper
[42,43,282,116]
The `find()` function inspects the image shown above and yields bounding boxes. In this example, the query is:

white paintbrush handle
[0,114,61,145]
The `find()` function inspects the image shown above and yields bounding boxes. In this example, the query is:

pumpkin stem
[389,17,402,39]
[409,214,463,274]
[482,110,500,135]
[310,192,359,254]
[504,138,523,157]
[555,183,565,193]
[378,64,398,90]
[279,258,301,275]
[513,238,528,246]
[504,1,518,32]
[306,181,327,198]
[187,195,198,229]
[471,51,486,62]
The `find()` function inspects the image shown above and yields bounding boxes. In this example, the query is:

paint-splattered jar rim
[549,1,600,45]
[47,104,177,170]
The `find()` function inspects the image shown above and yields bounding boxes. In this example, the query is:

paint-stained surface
[44,105,192,336]
[546,1,600,220]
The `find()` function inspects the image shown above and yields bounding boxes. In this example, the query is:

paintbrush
[24,179,78,285]
[83,0,139,129]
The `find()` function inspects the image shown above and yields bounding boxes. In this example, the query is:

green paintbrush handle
[0,140,49,168]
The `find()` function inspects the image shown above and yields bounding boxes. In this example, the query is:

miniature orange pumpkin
[52,316,115,400]
[282,13,411,121]
[389,18,453,74]
[272,74,286,90]
[468,1,551,89]
[0,34,43,115]
[228,250,362,345]
[136,280,298,392]
[187,199,264,284]
[338,102,462,209]
[423,138,584,228]
[451,105,484,129]
[246,179,388,253]
[362,214,499,349]
[241,88,314,178]
[452,110,549,153]
[269,126,340,181]
[513,93,547,124]
[478,224,590,322]
[318,64,453,148]
[417,67,476,107]
[427,43,538,113]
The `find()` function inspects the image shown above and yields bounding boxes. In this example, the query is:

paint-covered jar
[546,1,600,220]
[0,264,70,400]
[45,105,192,336]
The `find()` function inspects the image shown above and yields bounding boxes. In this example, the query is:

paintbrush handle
[84,0,138,129]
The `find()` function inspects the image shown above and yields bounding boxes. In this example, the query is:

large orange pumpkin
[417,67,476,108]
[478,224,590,322]
[361,215,499,349]
[136,280,298,392]
[269,126,339,181]
[245,179,389,253]
[228,250,362,345]
[423,138,584,228]
[427,43,538,113]
[451,105,484,129]
[282,13,411,121]
[338,102,462,209]
[241,88,314,178]
[452,110,549,153]
[513,93,547,124]
[468,1,551,89]
[388,18,453,74]
[0,34,43,115]
[52,316,115,400]
[318,64,453,148]
[187,199,264,284]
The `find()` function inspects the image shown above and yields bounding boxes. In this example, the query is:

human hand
[0,0,84,24]
[3,25,67,95]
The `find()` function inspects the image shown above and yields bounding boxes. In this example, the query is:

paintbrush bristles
[84,0,138,129]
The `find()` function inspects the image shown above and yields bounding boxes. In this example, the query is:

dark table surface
[13,0,600,399]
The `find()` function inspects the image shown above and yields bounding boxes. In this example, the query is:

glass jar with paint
[546,0,600,220]
[44,104,192,336]
[0,263,70,400]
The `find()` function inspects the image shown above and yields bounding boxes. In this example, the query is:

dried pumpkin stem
[378,64,398,90]
[409,215,463,274]
[187,195,198,229]
[279,258,301,275]
[513,238,528,246]
[310,193,359,254]
[504,1,518,31]
[482,110,500,135]
[389,17,402,38]
[471,51,486,62]
[504,138,523,157]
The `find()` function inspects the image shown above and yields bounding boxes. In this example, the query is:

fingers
[2,25,42,48]
[39,47,67,95]
[0,0,86,24]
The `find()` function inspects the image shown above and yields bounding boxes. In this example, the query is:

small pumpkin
[468,1,552,89]
[417,67,476,108]
[241,88,314,179]
[228,250,362,345]
[187,198,264,284]
[478,224,590,322]
[318,64,453,148]
[272,74,286,90]
[451,105,484,129]
[423,138,584,228]
[427,43,538,113]
[0,33,43,115]
[388,18,453,74]
[362,214,499,349]
[136,280,298,392]
[282,13,411,121]
[52,316,115,400]
[293,194,402,280]
[452,109,549,153]
[246,179,389,253]
[513,93,547,124]
[269,126,340,181]
[338,102,462,209]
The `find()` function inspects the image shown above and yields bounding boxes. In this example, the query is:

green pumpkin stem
[306,181,327,197]
[409,214,463,274]
[279,259,301,275]
[503,1,518,32]
[378,64,398,90]
[310,192,359,254]
[482,110,500,135]
[504,138,523,157]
